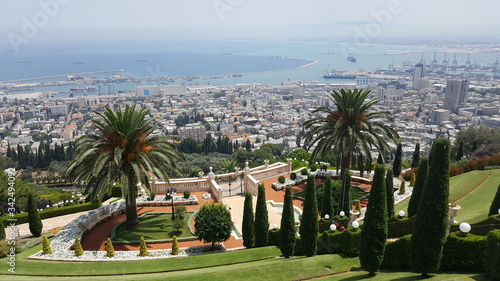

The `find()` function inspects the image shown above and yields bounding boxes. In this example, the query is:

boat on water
[70,86,96,92]
[347,56,357,62]
[323,70,357,79]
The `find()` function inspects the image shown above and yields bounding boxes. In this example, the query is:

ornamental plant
[105,238,115,257]
[410,173,416,186]
[42,235,52,254]
[290,172,297,180]
[28,193,43,237]
[278,176,286,184]
[399,180,406,195]
[386,169,395,218]
[74,237,83,257]
[139,236,148,256]
[171,235,180,255]
[321,176,334,218]
[242,192,255,248]
[183,190,191,199]
[301,169,308,176]
[280,186,296,258]
[407,158,428,218]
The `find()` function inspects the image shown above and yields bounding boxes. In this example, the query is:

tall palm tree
[303,88,399,211]
[66,105,183,229]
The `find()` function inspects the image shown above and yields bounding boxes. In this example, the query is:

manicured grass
[2,252,360,281]
[319,270,489,280]
[0,243,282,276]
[396,169,500,223]
[112,212,194,242]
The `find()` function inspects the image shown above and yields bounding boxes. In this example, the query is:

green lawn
[0,243,282,276]
[396,169,500,223]
[319,270,488,280]
[112,212,194,242]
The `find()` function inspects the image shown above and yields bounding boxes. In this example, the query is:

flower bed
[137,195,199,205]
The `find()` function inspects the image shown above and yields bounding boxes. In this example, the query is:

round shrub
[301,169,308,176]
[310,164,318,172]
[278,176,286,184]
[290,172,297,180]
[183,190,191,199]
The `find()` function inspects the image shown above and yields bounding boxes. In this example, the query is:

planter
[448,205,461,224]
[349,210,360,221]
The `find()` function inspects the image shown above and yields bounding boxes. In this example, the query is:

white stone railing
[150,177,210,194]
[251,162,290,181]
[208,180,224,202]
[245,174,259,196]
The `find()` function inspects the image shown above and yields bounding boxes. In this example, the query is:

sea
[1,40,498,97]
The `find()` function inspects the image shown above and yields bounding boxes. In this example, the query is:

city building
[179,123,207,142]
[412,63,426,90]
[443,79,469,113]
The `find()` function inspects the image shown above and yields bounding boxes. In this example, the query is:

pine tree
[42,235,52,254]
[407,158,428,218]
[300,175,319,257]
[386,169,395,218]
[27,193,43,237]
[280,186,296,258]
[411,143,420,168]
[411,138,450,277]
[74,237,84,257]
[254,184,269,247]
[171,235,180,255]
[399,180,406,195]
[105,238,115,257]
[488,184,500,216]
[242,192,255,248]
[321,176,334,218]
[139,236,149,256]
[393,143,403,177]
[360,164,388,275]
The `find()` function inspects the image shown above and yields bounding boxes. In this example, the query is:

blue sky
[1,0,499,51]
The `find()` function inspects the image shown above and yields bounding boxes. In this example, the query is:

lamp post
[166,187,176,221]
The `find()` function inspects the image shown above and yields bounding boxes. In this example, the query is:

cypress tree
[139,236,149,256]
[340,170,351,213]
[171,235,180,255]
[27,193,43,237]
[280,186,296,258]
[410,173,416,186]
[105,238,115,257]
[488,184,500,216]
[455,141,464,161]
[0,220,5,240]
[360,164,388,275]
[300,175,319,257]
[74,237,83,257]
[386,168,395,218]
[242,192,255,248]
[411,138,450,277]
[245,139,252,152]
[377,153,384,164]
[393,143,403,177]
[407,158,428,218]
[411,143,420,168]
[42,235,52,254]
[254,184,269,247]
[321,176,334,218]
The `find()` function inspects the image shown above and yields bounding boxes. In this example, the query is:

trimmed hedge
[318,215,349,233]
[317,228,361,257]
[484,229,500,279]
[0,201,101,225]
[387,216,414,238]
[267,228,280,246]
[441,231,486,272]
[293,236,303,256]
[382,234,411,270]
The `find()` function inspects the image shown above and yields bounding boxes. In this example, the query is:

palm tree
[66,105,183,229]
[303,88,399,210]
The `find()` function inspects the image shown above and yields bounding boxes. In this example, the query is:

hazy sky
[1,0,499,51]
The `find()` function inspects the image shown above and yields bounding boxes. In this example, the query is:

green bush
[316,228,361,257]
[140,236,149,256]
[105,238,115,258]
[387,216,414,238]
[382,234,411,270]
[74,237,83,257]
[293,236,303,256]
[484,229,500,278]
[310,164,318,172]
[290,172,297,180]
[148,191,155,201]
[278,176,286,184]
[300,169,308,176]
[111,185,122,197]
[267,228,280,246]
[27,193,43,237]
[441,231,486,272]
[42,235,52,255]
[342,228,362,257]
[171,235,180,255]
[183,190,191,199]
[1,202,101,225]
